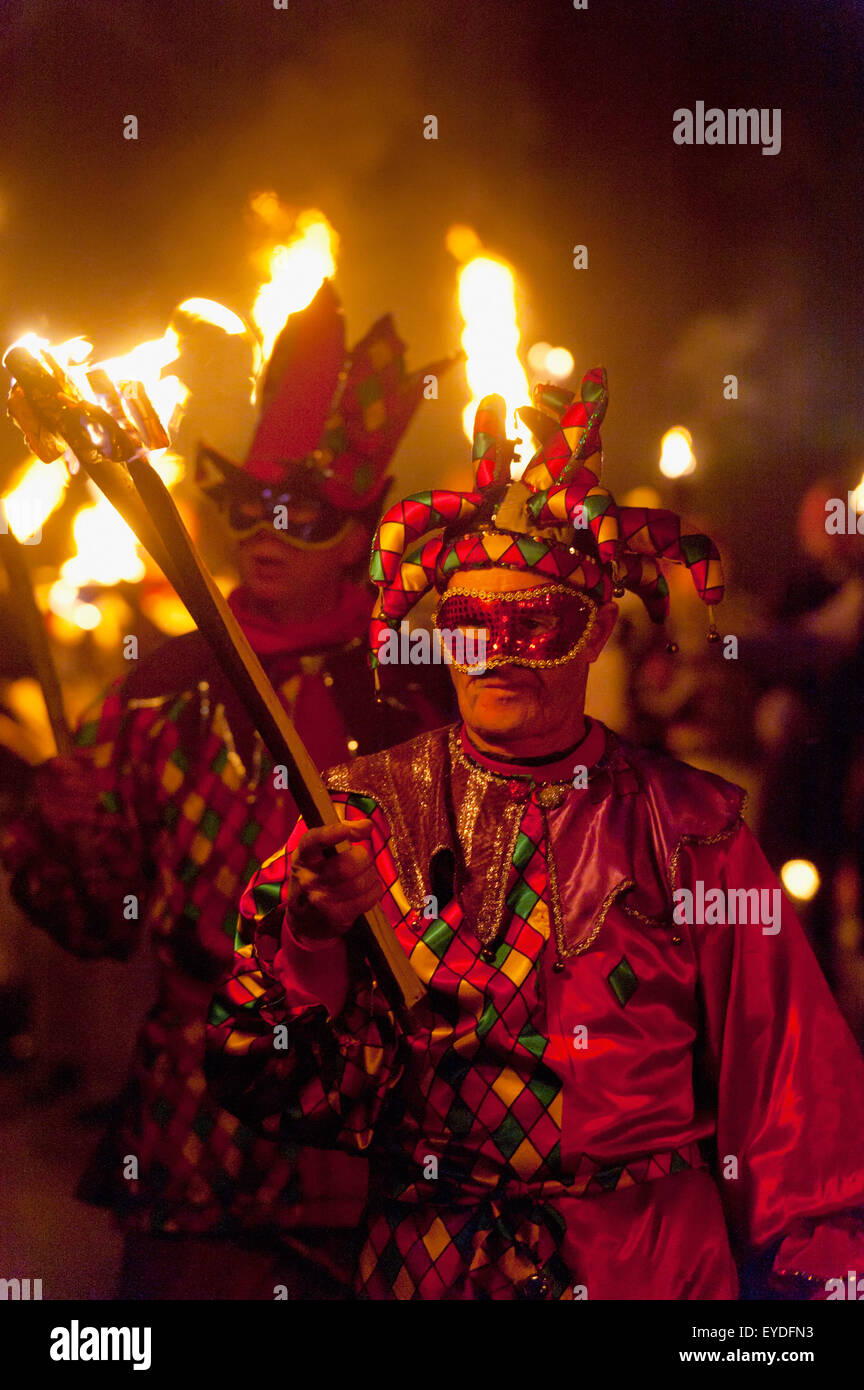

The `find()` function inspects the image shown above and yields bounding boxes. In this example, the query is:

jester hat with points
[196,279,457,517]
[369,365,724,668]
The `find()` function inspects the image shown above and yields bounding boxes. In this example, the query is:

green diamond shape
[75,720,99,748]
[356,376,382,407]
[192,1109,216,1141]
[493,1113,525,1160]
[446,1099,474,1137]
[607,956,638,1007]
[680,533,711,564]
[518,1028,547,1060]
[252,879,282,917]
[477,1001,499,1039]
[208,998,229,1028]
[528,1072,559,1108]
[516,537,548,567]
[178,857,198,885]
[582,493,610,522]
[240,819,260,847]
[507,880,539,919]
[422,920,455,958]
[151,1097,172,1127]
[512,831,536,870]
[473,431,498,460]
[369,551,387,583]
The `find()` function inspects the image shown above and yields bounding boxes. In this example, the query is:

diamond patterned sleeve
[206,796,405,1151]
[680,823,864,1295]
[0,680,155,959]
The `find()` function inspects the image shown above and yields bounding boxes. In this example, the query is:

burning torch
[3,336,425,1014]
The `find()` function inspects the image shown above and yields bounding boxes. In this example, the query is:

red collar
[459,719,607,783]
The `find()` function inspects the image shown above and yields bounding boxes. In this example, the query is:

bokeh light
[780,859,821,901]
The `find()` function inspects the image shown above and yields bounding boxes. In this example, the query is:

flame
[659,427,697,479]
[1,456,69,540]
[3,323,193,623]
[176,298,249,336]
[250,207,338,364]
[97,328,188,436]
[60,494,146,592]
[4,278,270,631]
[449,229,533,473]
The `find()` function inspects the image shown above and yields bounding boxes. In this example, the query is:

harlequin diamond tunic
[207,719,864,1299]
[0,614,443,1240]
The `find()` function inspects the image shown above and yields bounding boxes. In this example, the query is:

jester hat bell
[196,279,456,516]
[369,365,724,668]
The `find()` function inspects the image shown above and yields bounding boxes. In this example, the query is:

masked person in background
[208,372,864,1300]
[0,281,455,1299]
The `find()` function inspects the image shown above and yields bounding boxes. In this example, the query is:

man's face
[445,568,617,756]
[235,501,338,604]
[234,498,366,617]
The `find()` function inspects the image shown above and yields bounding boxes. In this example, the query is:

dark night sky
[1,0,861,596]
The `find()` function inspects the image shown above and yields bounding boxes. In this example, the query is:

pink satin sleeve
[681,823,864,1288]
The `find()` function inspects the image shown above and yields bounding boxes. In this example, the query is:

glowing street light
[780,859,821,902]
[659,426,697,479]
[527,342,575,381]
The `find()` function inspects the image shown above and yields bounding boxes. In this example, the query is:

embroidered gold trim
[456,765,486,864]
[667,794,748,895]
[541,807,566,961]
[619,900,668,929]
[324,765,426,909]
[474,798,526,947]
[448,724,576,798]
[563,876,636,959]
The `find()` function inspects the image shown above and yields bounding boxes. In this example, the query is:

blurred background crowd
[0,0,861,1295]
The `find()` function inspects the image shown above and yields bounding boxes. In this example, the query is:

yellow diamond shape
[422,1216,452,1263]
[161,761,183,794]
[509,1135,543,1178]
[182,790,205,825]
[491,1069,523,1107]
[482,531,513,561]
[378,520,405,554]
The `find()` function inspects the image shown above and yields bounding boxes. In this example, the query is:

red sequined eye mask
[433,584,598,670]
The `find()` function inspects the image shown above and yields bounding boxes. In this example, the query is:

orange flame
[447,226,532,475]
[250,201,338,365]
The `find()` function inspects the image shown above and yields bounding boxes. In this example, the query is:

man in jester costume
[1,281,453,1298]
[207,367,864,1299]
